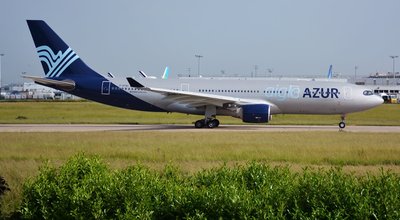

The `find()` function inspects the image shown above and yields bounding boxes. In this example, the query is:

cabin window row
[198,89,260,93]
[112,87,143,91]
[197,89,289,94]
[265,90,289,94]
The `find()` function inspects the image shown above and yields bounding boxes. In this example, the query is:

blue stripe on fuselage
[55,75,166,112]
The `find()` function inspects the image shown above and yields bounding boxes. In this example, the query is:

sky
[1,0,400,84]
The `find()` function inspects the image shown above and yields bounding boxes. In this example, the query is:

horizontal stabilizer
[23,75,76,91]
[127,77,144,87]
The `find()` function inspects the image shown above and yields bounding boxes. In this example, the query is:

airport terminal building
[354,72,400,103]
[1,82,79,100]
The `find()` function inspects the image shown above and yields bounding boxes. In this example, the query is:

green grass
[0,101,399,125]
[1,101,400,217]
[1,131,399,166]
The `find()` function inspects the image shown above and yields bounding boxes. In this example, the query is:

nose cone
[367,95,384,108]
[349,88,384,113]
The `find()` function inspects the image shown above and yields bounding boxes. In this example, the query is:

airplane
[24,20,383,129]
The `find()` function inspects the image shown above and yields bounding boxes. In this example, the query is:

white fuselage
[105,76,383,117]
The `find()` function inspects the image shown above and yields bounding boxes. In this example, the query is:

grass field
[0,100,399,125]
[1,101,400,216]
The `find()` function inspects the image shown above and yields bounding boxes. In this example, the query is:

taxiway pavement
[0,124,399,132]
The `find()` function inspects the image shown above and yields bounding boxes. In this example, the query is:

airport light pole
[390,55,398,83]
[0,54,4,97]
[354,65,358,83]
[195,55,203,77]
[390,56,399,83]
[267,68,273,78]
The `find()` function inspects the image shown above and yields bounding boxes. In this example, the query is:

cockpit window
[363,90,373,96]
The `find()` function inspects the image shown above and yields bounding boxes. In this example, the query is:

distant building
[23,82,55,99]
[1,82,80,100]
[352,72,400,103]
[354,72,400,85]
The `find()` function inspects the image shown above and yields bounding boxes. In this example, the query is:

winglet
[127,77,144,87]
[107,72,115,78]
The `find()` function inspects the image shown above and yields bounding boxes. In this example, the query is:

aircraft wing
[23,75,76,91]
[127,77,273,108]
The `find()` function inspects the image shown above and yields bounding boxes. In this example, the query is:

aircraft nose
[370,95,384,107]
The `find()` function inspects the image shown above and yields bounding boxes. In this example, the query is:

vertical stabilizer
[162,66,169,79]
[26,20,99,79]
[327,65,333,79]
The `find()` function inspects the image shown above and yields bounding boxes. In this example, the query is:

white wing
[127,77,275,109]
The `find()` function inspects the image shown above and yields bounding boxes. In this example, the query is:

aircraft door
[101,81,111,95]
[342,86,353,100]
[181,83,189,92]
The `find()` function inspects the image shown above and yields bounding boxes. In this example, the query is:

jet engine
[240,104,271,123]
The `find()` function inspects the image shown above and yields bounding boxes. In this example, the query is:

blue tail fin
[327,65,333,79]
[27,20,99,79]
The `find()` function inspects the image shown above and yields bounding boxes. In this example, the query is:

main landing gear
[194,105,220,128]
[194,118,220,128]
[339,114,346,130]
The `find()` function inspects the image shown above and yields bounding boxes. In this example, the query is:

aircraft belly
[164,104,203,115]
[133,93,202,114]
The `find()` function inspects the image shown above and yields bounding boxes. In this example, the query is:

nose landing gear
[339,114,346,130]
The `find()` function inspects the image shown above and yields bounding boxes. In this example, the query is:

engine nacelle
[241,104,271,123]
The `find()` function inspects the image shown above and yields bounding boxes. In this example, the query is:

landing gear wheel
[195,120,205,128]
[213,119,220,127]
[207,119,219,128]
[194,119,219,128]
[339,114,346,130]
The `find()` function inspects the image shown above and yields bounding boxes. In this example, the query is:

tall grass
[1,131,399,165]
[1,131,400,216]
[17,154,400,219]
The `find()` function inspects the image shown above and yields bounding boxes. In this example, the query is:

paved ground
[1,124,400,132]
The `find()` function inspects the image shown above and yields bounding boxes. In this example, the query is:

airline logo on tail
[37,45,79,78]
